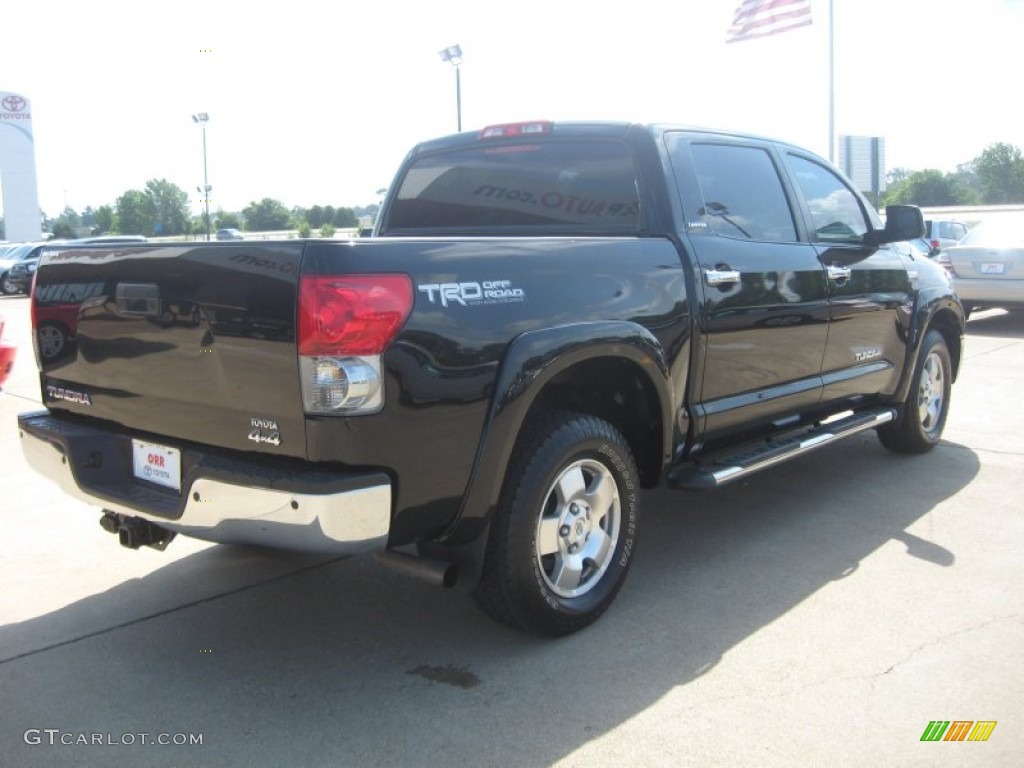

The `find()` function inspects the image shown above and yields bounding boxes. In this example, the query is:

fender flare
[439,320,674,551]
[892,289,965,404]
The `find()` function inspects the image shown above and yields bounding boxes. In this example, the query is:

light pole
[191,112,211,241]
[438,44,462,132]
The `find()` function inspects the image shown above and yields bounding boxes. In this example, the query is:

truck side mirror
[866,205,926,246]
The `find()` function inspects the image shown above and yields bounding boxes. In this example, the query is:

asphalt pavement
[1,293,1021,767]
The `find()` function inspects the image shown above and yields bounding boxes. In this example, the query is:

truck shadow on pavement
[1,434,979,767]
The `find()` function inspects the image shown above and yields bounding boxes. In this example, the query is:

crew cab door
[782,152,913,404]
[664,134,830,442]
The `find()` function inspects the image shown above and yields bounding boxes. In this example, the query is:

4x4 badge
[248,417,281,446]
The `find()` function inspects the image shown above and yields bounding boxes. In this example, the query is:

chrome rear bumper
[18,410,391,555]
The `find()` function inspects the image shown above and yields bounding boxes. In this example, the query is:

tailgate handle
[116,283,160,316]
[704,268,741,286]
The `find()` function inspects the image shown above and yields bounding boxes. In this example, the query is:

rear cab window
[687,143,797,242]
[382,138,642,235]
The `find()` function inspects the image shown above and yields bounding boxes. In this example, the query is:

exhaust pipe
[100,511,176,551]
[375,550,458,588]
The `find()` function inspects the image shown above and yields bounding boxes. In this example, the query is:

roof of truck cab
[410,120,807,155]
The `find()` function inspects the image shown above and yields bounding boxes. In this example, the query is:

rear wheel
[878,329,951,454]
[473,412,640,636]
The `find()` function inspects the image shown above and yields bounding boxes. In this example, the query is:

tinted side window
[385,140,641,235]
[787,155,869,243]
[689,144,797,242]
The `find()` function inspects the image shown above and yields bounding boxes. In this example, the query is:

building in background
[839,135,886,205]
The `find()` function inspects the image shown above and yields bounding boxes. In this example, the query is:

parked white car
[938,215,1023,317]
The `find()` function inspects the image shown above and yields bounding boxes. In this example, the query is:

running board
[667,408,896,490]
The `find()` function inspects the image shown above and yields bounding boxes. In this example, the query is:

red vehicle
[0,315,15,388]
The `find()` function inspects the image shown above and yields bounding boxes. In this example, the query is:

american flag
[727,0,813,43]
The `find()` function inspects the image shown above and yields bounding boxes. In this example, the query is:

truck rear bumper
[18,410,392,555]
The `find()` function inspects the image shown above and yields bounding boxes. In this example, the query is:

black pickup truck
[18,121,964,635]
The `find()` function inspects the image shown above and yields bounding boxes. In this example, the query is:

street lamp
[191,112,211,241]
[438,44,462,132]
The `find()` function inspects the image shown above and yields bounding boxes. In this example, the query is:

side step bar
[668,407,896,490]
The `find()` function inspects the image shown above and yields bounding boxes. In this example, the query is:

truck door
[782,153,913,405]
[664,135,830,442]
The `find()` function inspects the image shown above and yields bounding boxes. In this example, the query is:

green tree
[332,207,358,228]
[93,205,115,234]
[353,203,380,219]
[950,161,979,200]
[242,198,292,231]
[145,178,190,235]
[307,205,325,228]
[883,169,977,207]
[973,142,1024,204]
[887,168,913,186]
[113,180,190,236]
[320,223,336,238]
[116,189,151,235]
[51,206,81,239]
[51,220,76,239]
[214,210,242,229]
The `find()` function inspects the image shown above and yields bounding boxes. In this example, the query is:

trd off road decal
[418,280,526,308]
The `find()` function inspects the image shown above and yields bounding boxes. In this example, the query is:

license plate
[980,262,1005,275]
[132,439,182,492]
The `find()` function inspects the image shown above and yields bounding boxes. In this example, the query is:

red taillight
[298,274,413,356]
[929,239,941,251]
[936,253,956,277]
[30,270,38,330]
[479,121,552,139]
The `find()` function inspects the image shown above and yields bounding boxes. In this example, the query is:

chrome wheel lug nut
[559,524,570,538]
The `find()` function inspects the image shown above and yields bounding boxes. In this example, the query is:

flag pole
[828,0,835,163]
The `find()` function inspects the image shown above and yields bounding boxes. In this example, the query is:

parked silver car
[925,218,971,252]
[938,215,1024,317]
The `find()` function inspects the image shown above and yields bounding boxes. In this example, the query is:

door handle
[827,264,852,282]
[704,268,741,286]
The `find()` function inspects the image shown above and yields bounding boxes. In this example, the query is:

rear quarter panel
[300,238,689,544]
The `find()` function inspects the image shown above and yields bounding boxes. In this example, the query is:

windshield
[3,244,33,261]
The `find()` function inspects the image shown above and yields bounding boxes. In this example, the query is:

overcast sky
[2,0,1022,219]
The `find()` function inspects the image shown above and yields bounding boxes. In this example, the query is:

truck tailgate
[34,243,308,459]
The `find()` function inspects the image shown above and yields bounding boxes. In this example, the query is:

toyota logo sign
[1,94,27,112]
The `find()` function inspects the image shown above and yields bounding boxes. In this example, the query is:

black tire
[473,411,640,636]
[1,272,19,295]
[878,329,952,454]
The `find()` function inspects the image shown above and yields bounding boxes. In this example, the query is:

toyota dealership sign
[1,90,42,242]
